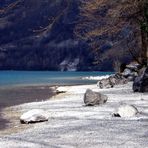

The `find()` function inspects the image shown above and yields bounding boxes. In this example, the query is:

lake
[0,71,113,87]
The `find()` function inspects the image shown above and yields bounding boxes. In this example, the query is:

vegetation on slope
[0,0,146,71]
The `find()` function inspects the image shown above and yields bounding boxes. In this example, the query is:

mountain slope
[0,0,141,71]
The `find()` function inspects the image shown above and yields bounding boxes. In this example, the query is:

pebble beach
[0,82,148,147]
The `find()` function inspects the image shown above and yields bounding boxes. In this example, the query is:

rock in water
[20,109,49,124]
[113,105,138,118]
[84,89,108,106]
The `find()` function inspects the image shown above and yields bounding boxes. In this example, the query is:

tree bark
[141,27,148,66]
[140,0,148,66]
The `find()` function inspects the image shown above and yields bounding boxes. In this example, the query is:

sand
[0,83,148,148]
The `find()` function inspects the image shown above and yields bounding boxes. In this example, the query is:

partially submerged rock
[20,109,49,124]
[113,105,138,118]
[84,89,108,106]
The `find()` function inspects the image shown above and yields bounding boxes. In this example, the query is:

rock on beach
[97,73,128,89]
[56,86,68,93]
[20,109,49,124]
[133,66,148,92]
[113,105,138,118]
[84,89,108,106]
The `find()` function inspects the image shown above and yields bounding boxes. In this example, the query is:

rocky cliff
[0,0,141,71]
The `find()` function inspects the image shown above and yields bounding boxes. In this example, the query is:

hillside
[0,0,142,71]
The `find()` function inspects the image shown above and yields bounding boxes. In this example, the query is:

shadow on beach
[0,86,55,132]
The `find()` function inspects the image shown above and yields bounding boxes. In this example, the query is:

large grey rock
[84,89,108,106]
[133,67,148,92]
[20,109,49,124]
[97,73,128,89]
[109,74,126,86]
[97,78,114,89]
[122,62,140,81]
[122,68,138,81]
[113,105,138,118]
[122,68,132,77]
[113,73,128,85]
[108,76,116,86]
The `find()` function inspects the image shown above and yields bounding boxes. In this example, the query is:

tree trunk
[140,0,148,66]
[141,29,148,66]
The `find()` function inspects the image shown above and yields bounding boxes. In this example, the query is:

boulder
[20,109,49,124]
[133,67,148,92]
[97,73,128,89]
[113,73,128,85]
[108,76,116,86]
[109,74,125,85]
[97,78,114,89]
[122,68,138,81]
[56,86,68,93]
[84,89,108,106]
[122,68,132,77]
[126,62,140,71]
[122,62,140,81]
[113,105,138,118]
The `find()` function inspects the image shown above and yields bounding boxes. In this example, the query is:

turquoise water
[0,71,113,87]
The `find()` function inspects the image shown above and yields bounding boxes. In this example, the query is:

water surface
[0,71,113,87]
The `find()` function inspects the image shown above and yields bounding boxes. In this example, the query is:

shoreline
[0,85,57,108]
[0,85,57,134]
[0,82,148,147]
[0,83,97,135]
[0,83,96,135]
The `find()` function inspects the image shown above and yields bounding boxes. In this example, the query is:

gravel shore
[0,83,148,148]
[0,85,55,133]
